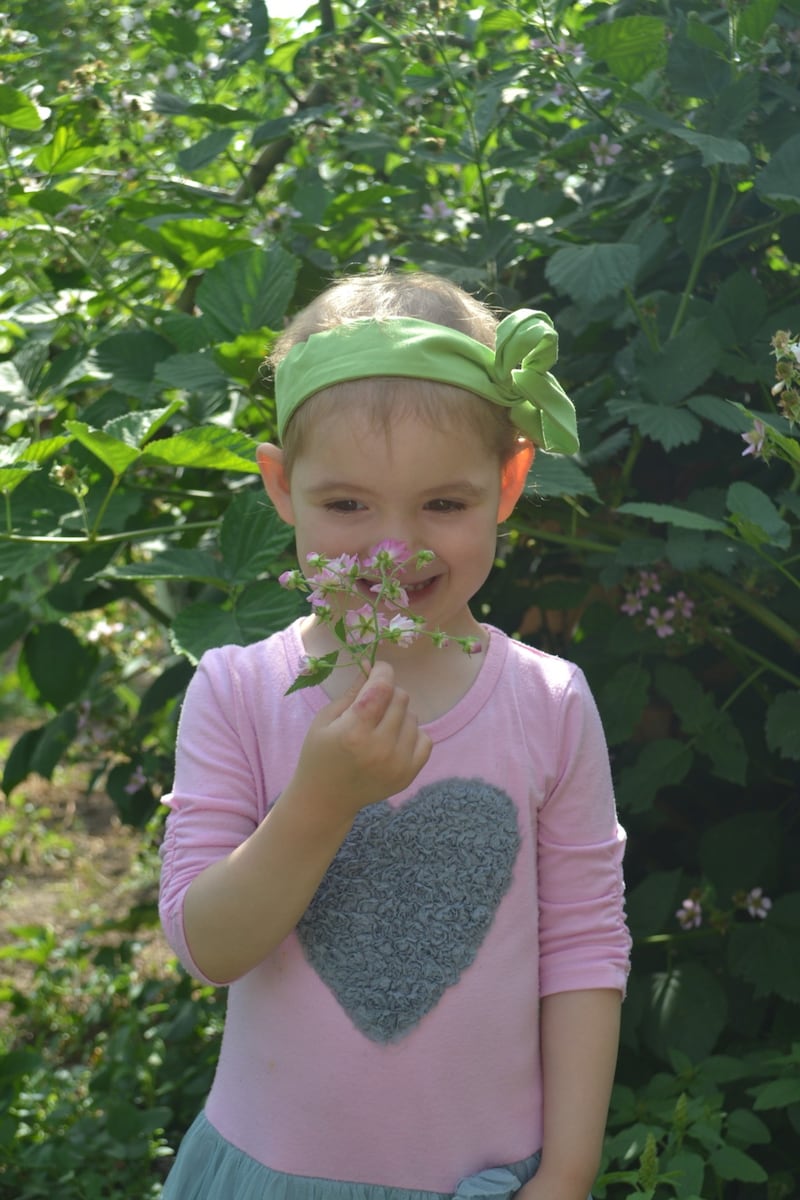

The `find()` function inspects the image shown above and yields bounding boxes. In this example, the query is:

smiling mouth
[357,576,439,601]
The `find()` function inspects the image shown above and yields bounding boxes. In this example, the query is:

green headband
[274,309,579,455]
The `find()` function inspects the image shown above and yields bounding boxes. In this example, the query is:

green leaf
[153,352,230,393]
[142,427,259,473]
[528,454,599,500]
[103,402,183,449]
[93,330,175,399]
[726,1108,770,1146]
[234,580,305,643]
[545,243,640,306]
[755,133,800,210]
[2,727,43,795]
[686,394,753,432]
[673,129,749,166]
[0,84,43,131]
[34,124,99,173]
[598,663,651,746]
[22,623,99,708]
[0,464,39,494]
[625,869,682,938]
[96,549,228,587]
[663,1150,705,1197]
[285,651,338,694]
[727,481,791,549]
[64,420,142,476]
[170,603,244,663]
[615,739,693,811]
[0,602,29,652]
[583,16,667,83]
[626,404,703,450]
[616,502,728,532]
[728,893,800,1002]
[0,361,28,404]
[765,692,800,760]
[738,0,780,42]
[196,245,299,339]
[699,811,781,899]
[655,662,747,784]
[751,1076,800,1110]
[639,319,720,405]
[29,709,78,780]
[709,1147,767,1184]
[219,492,293,583]
[177,129,236,172]
[0,540,61,581]
[644,961,727,1061]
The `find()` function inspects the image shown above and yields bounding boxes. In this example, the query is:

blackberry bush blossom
[280,540,481,694]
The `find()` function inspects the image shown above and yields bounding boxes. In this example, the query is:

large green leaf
[738,0,780,42]
[639,319,720,405]
[153,352,230,393]
[616,502,728,532]
[93,331,175,399]
[0,540,61,581]
[234,580,305,642]
[583,16,667,83]
[169,603,245,663]
[0,84,44,131]
[142,426,259,473]
[755,133,800,210]
[673,129,749,166]
[545,243,640,306]
[219,491,293,582]
[765,692,800,760]
[196,245,300,340]
[728,893,800,1002]
[598,663,651,746]
[96,549,228,587]
[22,623,99,708]
[625,404,703,450]
[528,454,599,500]
[64,421,142,476]
[0,464,39,495]
[615,739,694,811]
[727,481,791,549]
[643,961,727,1061]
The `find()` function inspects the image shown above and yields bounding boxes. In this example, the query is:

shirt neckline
[284,618,508,742]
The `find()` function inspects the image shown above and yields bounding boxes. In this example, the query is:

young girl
[158,271,631,1200]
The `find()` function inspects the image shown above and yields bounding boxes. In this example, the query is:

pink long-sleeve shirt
[159,621,630,1190]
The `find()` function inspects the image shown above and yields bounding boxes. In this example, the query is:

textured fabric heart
[296,777,520,1043]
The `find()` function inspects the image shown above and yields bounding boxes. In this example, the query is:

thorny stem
[670,166,721,339]
[0,520,220,546]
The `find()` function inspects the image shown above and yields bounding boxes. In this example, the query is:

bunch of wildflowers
[619,569,697,642]
[674,885,773,931]
[279,539,480,694]
[739,330,800,464]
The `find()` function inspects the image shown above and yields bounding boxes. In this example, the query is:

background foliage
[1,0,799,1195]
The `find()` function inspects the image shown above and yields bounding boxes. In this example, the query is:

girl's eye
[425,499,466,513]
[324,499,364,513]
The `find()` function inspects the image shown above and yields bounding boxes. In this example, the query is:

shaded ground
[0,723,171,999]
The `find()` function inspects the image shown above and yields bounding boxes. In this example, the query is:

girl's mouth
[356,575,439,603]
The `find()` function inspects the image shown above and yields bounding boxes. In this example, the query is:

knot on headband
[274,309,579,455]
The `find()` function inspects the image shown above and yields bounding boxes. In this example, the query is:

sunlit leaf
[0,84,43,131]
[545,243,640,305]
[142,426,259,472]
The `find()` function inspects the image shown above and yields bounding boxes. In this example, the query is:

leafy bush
[2,0,799,1194]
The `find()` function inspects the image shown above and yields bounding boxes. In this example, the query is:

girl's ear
[257,443,295,526]
[497,440,535,523]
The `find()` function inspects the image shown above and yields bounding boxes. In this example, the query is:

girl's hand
[293,661,432,818]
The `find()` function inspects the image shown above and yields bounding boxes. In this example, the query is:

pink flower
[676,898,702,929]
[590,133,622,167]
[279,569,305,590]
[362,540,412,571]
[646,606,675,638]
[638,570,661,596]
[741,420,766,458]
[344,605,383,646]
[420,200,455,221]
[621,592,643,616]
[669,591,695,619]
[370,577,410,610]
[383,614,420,647]
[124,764,147,795]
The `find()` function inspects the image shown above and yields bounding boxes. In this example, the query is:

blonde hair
[268,271,521,472]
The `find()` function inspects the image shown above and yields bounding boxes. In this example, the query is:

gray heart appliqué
[296,777,520,1043]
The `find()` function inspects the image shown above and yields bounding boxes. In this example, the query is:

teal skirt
[161,1112,545,1200]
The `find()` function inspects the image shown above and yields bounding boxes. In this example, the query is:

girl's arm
[520,988,622,1200]
[180,660,431,984]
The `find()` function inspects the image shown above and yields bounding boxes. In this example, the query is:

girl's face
[258,408,532,642]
